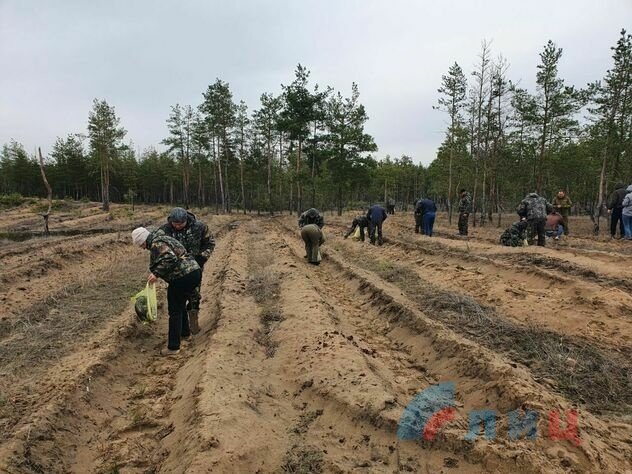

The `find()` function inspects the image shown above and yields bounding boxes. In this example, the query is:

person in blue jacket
[415,198,437,237]
[367,204,388,245]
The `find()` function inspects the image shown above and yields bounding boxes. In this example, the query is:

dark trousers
[368,220,384,245]
[357,225,367,241]
[414,214,424,234]
[611,208,623,237]
[529,218,546,246]
[387,205,395,215]
[458,212,469,235]
[186,264,204,311]
[167,269,202,349]
[422,212,436,237]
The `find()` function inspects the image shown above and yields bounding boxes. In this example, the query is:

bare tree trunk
[592,147,608,235]
[37,148,52,235]
[223,128,231,213]
[267,127,273,215]
[447,120,454,225]
[296,139,302,215]
[214,135,225,213]
[240,128,246,215]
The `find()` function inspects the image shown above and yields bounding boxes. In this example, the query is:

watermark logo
[397,382,580,446]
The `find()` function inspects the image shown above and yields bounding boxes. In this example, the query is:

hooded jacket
[607,183,628,210]
[298,208,324,228]
[517,193,553,220]
[621,185,632,217]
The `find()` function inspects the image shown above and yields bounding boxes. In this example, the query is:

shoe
[160,348,181,356]
[554,236,559,240]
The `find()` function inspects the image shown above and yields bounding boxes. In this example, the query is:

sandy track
[0,208,630,473]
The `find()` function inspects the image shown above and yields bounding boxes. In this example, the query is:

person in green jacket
[552,190,572,235]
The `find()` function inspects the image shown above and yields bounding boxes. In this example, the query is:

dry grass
[0,253,146,438]
[247,237,284,358]
[281,445,323,474]
[357,256,632,414]
[292,409,324,435]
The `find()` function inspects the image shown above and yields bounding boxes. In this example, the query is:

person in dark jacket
[386,197,395,215]
[344,215,369,241]
[298,208,324,229]
[458,189,472,236]
[298,208,325,264]
[367,204,387,245]
[415,198,437,236]
[607,182,628,239]
[132,227,201,356]
[159,207,214,335]
[517,192,553,247]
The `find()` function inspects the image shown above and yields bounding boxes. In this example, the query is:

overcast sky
[1,1,630,165]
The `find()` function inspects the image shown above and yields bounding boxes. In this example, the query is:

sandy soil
[0,205,630,473]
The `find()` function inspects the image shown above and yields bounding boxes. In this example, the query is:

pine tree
[87,99,126,211]
[435,62,468,223]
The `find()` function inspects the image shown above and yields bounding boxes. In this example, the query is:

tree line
[1,29,630,230]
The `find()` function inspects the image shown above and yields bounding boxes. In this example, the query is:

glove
[195,255,208,268]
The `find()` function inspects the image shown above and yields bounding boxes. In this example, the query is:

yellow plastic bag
[132,283,157,323]
[353,226,361,240]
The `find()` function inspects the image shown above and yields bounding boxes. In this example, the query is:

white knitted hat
[131,227,150,247]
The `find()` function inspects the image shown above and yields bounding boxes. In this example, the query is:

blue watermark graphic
[397,382,580,446]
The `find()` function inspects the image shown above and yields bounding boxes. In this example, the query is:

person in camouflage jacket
[132,227,201,355]
[500,220,529,247]
[159,208,215,334]
[517,193,553,246]
[458,189,472,236]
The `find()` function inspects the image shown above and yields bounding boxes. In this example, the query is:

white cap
[131,227,150,247]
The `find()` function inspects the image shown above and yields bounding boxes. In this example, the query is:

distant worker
[367,203,388,245]
[415,197,437,237]
[607,182,628,239]
[621,185,632,240]
[159,207,215,335]
[386,197,396,215]
[344,214,369,241]
[552,190,572,235]
[457,189,472,236]
[131,227,201,356]
[517,192,553,247]
[545,211,565,240]
[298,208,325,264]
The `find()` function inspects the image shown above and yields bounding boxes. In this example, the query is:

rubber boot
[189,309,200,335]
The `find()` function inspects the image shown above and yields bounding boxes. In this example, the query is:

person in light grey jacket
[621,185,632,240]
